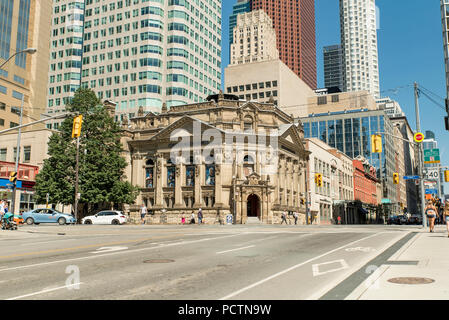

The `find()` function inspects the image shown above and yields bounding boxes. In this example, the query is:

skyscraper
[323,44,344,91]
[0,0,51,129]
[340,0,380,98]
[251,0,317,89]
[229,0,251,48]
[46,0,222,127]
[441,0,449,99]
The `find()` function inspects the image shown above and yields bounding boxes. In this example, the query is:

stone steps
[246,217,262,224]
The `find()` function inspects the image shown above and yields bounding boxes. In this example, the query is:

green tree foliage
[35,88,138,209]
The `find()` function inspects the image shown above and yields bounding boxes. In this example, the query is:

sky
[221,0,449,195]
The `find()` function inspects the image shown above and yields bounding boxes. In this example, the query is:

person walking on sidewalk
[444,200,449,237]
[190,211,195,224]
[197,208,203,225]
[425,200,438,233]
[140,204,147,225]
[293,211,298,225]
[281,211,288,225]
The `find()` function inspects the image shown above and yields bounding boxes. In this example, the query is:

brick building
[353,157,379,223]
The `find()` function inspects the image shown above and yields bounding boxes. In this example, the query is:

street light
[0,48,37,70]
[0,48,37,215]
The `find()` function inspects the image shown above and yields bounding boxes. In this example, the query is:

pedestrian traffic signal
[445,170,449,183]
[9,171,17,183]
[371,134,382,153]
[72,115,83,139]
[315,173,323,187]
[393,172,399,184]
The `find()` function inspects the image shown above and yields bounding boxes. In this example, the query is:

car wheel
[26,217,34,225]
[58,217,66,225]
[84,220,92,225]
[111,219,119,225]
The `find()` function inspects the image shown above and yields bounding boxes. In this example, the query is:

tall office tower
[340,0,380,98]
[423,131,445,197]
[230,10,279,65]
[229,0,251,48]
[323,45,344,91]
[251,0,317,89]
[46,0,85,129]
[441,0,449,99]
[46,0,222,127]
[0,0,51,130]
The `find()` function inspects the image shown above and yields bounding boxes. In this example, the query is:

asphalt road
[0,224,422,300]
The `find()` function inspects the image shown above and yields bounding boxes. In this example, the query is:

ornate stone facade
[121,94,310,224]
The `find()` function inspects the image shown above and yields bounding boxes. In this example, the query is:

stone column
[214,164,223,207]
[174,162,183,208]
[155,155,164,207]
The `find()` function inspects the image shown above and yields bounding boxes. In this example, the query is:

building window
[332,95,339,103]
[243,155,255,177]
[317,96,328,105]
[186,165,195,186]
[167,158,175,187]
[205,164,215,186]
[23,146,31,163]
[0,149,6,161]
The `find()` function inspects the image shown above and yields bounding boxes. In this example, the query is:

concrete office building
[0,0,51,130]
[230,10,279,65]
[323,44,344,91]
[340,0,380,98]
[376,97,405,118]
[46,0,222,128]
[251,0,317,89]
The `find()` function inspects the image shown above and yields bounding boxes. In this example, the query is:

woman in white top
[425,200,438,233]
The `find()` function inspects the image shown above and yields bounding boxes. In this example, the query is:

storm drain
[143,259,175,264]
[388,277,435,285]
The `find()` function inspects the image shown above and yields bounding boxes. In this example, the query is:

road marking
[0,233,245,273]
[345,247,376,253]
[90,246,128,254]
[6,283,83,300]
[216,245,255,254]
[219,232,384,300]
[312,259,349,277]
[20,239,77,246]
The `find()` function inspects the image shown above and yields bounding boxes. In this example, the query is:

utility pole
[74,136,80,223]
[414,82,427,228]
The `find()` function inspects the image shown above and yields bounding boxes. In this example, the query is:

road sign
[425,169,439,180]
[425,189,438,195]
[403,176,420,180]
[424,149,441,164]
[414,132,425,143]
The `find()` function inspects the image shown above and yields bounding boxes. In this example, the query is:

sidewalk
[348,225,449,300]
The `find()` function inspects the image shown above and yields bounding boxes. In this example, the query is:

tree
[35,88,138,215]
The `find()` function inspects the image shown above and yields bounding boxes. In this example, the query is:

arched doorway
[247,194,260,218]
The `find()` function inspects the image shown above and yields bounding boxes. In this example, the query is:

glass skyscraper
[300,109,397,206]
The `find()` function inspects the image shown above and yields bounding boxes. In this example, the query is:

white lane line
[20,239,77,246]
[216,245,255,255]
[0,233,246,273]
[219,232,384,300]
[6,283,83,300]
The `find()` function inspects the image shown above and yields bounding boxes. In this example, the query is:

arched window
[145,159,154,188]
[243,155,255,177]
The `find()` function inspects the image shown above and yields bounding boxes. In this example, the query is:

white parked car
[81,210,127,225]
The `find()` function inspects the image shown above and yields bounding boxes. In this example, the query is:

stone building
[121,93,310,224]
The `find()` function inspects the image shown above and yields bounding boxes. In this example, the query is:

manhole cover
[388,277,435,285]
[143,259,175,264]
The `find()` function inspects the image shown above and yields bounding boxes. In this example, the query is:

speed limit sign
[425,169,439,180]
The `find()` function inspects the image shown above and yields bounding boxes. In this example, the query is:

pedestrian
[444,200,449,237]
[337,216,342,225]
[140,203,147,225]
[293,211,298,225]
[190,211,195,224]
[198,208,203,225]
[425,200,438,233]
[281,211,288,225]
[181,214,186,225]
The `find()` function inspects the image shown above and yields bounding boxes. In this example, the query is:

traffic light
[393,172,399,184]
[445,116,449,131]
[445,170,449,183]
[72,115,83,139]
[371,134,382,153]
[315,173,323,187]
[9,171,17,183]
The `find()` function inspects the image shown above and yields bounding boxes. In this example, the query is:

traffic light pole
[74,136,80,223]
[415,82,427,228]
[10,95,24,215]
